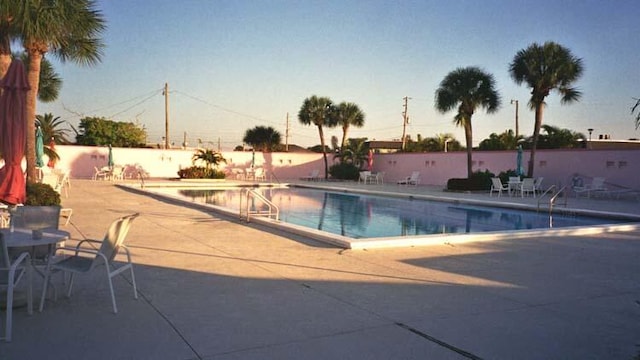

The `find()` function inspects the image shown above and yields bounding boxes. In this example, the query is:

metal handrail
[537,185,568,215]
[239,188,279,222]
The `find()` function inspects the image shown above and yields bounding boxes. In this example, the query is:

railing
[537,185,568,215]
[239,188,279,222]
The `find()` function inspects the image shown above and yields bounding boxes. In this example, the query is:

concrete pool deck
[2,179,639,359]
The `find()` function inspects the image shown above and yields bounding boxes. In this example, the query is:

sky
[37,0,640,150]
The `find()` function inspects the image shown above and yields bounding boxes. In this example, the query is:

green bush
[25,182,61,206]
[329,163,359,180]
[447,170,495,191]
[177,166,226,179]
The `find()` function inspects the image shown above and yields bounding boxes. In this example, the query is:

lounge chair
[490,177,508,197]
[0,233,33,342]
[300,169,320,181]
[397,171,421,186]
[39,213,140,313]
[574,177,606,198]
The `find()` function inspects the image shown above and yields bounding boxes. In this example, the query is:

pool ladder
[537,185,568,215]
[240,188,279,222]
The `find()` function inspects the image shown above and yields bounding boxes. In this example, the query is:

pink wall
[52,146,639,190]
[373,149,640,190]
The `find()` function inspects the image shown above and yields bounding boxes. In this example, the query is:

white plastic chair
[490,178,509,197]
[300,169,320,181]
[39,213,140,313]
[0,233,33,342]
[520,178,537,197]
[397,171,421,186]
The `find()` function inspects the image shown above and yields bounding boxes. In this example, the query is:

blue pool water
[150,187,631,239]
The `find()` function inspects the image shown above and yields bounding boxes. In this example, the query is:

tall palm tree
[632,98,640,130]
[336,102,365,149]
[298,95,338,179]
[510,41,583,177]
[435,67,500,177]
[243,126,282,152]
[8,0,106,182]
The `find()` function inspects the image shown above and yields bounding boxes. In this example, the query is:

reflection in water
[166,187,626,239]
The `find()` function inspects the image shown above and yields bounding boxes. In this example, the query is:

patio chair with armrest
[397,171,421,186]
[520,178,537,197]
[490,177,509,197]
[0,233,33,342]
[39,213,140,313]
[300,169,320,181]
[574,177,606,198]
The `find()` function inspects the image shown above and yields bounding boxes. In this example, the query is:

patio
[1,179,639,359]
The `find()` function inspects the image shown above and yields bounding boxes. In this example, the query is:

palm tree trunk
[341,125,348,149]
[528,104,544,177]
[464,123,473,178]
[25,50,43,183]
[317,125,329,179]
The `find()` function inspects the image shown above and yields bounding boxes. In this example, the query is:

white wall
[52,145,639,189]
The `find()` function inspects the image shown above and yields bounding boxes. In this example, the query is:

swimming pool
[142,185,638,248]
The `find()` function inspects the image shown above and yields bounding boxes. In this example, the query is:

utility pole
[285,112,290,152]
[183,131,187,149]
[401,96,411,151]
[510,99,519,138]
[163,83,169,149]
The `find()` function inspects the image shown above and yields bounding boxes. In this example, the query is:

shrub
[447,170,494,191]
[177,166,226,179]
[25,182,61,206]
[329,163,359,180]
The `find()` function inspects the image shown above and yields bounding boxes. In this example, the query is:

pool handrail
[240,189,280,222]
[537,185,568,215]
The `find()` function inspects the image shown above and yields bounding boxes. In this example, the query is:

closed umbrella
[36,126,45,168]
[0,60,29,205]
[47,137,56,168]
[516,145,524,176]
[367,149,374,171]
[108,144,114,168]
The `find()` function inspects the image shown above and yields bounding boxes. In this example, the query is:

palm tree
[36,113,72,144]
[632,98,640,130]
[336,102,365,149]
[19,52,61,102]
[334,138,368,168]
[534,124,585,149]
[298,95,338,179]
[243,126,282,152]
[192,149,226,170]
[435,67,500,177]
[509,41,583,177]
[8,0,106,182]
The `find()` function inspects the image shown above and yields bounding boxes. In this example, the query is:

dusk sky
[38,0,639,150]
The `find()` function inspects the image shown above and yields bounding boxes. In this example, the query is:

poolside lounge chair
[0,233,33,342]
[39,213,140,314]
[490,177,509,197]
[300,169,320,181]
[397,171,421,186]
[574,177,606,198]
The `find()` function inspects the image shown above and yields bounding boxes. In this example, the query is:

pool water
[152,187,630,239]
